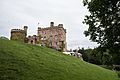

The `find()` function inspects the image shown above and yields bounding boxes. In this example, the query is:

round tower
[24,26,28,36]
[50,22,54,27]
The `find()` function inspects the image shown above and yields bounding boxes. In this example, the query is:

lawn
[0,39,119,80]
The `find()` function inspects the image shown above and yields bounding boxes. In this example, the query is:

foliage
[73,49,77,52]
[83,0,120,64]
[78,48,90,62]
[81,48,102,65]
[0,39,119,80]
[60,41,65,52]
[117,72,120,78]
[99,65,113,70]
[102,50,113,65]
[89,49,102,65]
[78,47,85,54]
[79,47,113,65]
[0,36,9,40]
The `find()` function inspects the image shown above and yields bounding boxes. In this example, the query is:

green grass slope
[0,39,119,80]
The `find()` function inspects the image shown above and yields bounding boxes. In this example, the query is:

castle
[11,26,28,42]
[11,22,67,51]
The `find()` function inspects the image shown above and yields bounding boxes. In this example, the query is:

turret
[50,22,54,27]
[38,27,41,30]
[58,24,63,27]
[24,26,28,36]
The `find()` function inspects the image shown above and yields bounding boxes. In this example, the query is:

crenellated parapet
[10,22,67,51]
[11,29,25,33]
[38,22,64,32]
[37,22,67,51]
[10,26,28,42]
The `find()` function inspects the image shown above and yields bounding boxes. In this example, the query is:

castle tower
[24,26,28,36]
[50,22,54,27]
[11,26,28,42]
[37,22,67,51]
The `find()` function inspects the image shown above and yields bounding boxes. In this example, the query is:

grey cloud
[0,0,98,49]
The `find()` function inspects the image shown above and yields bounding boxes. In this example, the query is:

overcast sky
[0,0,98,49]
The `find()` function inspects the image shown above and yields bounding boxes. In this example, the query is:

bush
[117,72,120,78]
[99,65,113,70]
[0,36,9,40]
[113,66,120,71]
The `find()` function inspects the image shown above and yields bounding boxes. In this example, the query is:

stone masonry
[10,22,67,51]
[38,22,67,51]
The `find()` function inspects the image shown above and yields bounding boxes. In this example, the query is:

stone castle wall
[10,26,28,42]
[38,22,67,51]
[10,22,67,51]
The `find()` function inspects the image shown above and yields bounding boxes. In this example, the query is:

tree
[82,49,92,62]
[102,50,113,66]
[0,36,9,40]
[83,0,120,64]
[78,47,85,54]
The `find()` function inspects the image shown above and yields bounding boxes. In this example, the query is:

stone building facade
[27,35,39,45]
[10,22,67,51]
[38,22,67,51]
[11,26,28,42]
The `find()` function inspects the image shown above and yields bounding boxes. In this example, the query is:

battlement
[11,26,28,33]
[58,24,63,27]
[11,29,23,31]
[38,26,64,30]
[38,22,64,31]
[11,29,26,33]
[10,26,28,42]
[10,22,67,51]
[37,22,67,51]
[24,26,28,29]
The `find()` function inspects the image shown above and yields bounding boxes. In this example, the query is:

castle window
[49,42,52,47]
[42,31,46,34]
[45,31,46,34]
[31,40,33,44]
[56,42,58,45]
[55,35,58,40]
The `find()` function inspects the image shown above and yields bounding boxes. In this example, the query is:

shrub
[117,72,120,78]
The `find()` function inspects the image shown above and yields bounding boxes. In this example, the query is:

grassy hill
[0,39,119,80]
